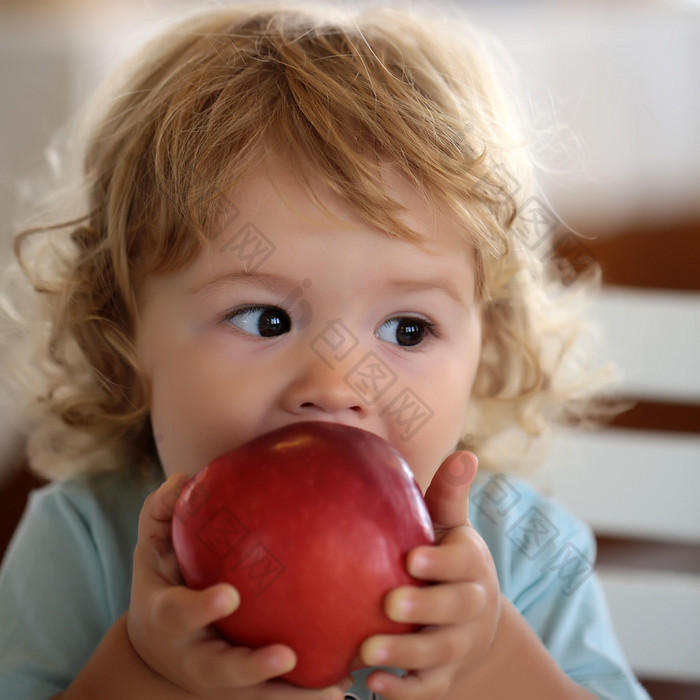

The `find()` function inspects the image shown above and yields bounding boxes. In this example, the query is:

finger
[366,666,449,700]
[423,451,477,531]
[137,474,190,551]
[133,480,191,584]
[151,582,240,637]
[181,642,297,691]
[152,473,191,521]
[385,581,487,626]
[361,625,468,671]
[185,643,352,697]
[407,525,490,581]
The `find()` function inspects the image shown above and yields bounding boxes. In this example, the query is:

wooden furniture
[540,222,700,698]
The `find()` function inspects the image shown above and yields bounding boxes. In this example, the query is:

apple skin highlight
[172,421,435,688]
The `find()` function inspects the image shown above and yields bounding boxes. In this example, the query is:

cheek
[146,347,254,475]
[149,374,223,476]
[401,350,481,491]
[389,386,470,492]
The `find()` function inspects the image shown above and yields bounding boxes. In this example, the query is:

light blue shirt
[0,469,650,699]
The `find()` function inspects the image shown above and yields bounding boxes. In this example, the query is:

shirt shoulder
[469,471,595,596]
[469,472,650,699]
[0,468,161,699]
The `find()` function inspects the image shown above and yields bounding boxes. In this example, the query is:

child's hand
[360,452,501,700]
[127,473,350,699]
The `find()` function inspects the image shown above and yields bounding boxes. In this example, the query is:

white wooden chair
[537,285,700,688]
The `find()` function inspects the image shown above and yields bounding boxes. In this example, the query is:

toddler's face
[136,162,482,492]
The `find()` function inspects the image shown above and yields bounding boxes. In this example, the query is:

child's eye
[377,317,433,347]
[224,305,291,337]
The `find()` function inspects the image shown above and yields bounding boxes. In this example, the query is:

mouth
[271,417,386,442]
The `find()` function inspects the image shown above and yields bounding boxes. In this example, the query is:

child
[0,3,650,699]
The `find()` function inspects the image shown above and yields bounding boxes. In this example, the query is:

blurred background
[1,1,698,697]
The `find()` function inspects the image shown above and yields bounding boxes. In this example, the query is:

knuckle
[151,589,185,633]
[435,629,466,664]
[430,674,452,698]
[448,524,472,545]
[438,680,453,698]
[461,582,486,617]
[395,637,423,670]
[437,635,458,663]
[403,684,424,700]
[182,652,218,692]
[400,669,450,700]
[142,489,159,515]
[460,531,493,575]
[160,489,179,517]
[137,493,161,532]
[227,649,274,688]
[474,533,493,564]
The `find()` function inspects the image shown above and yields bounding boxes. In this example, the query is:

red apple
[171,421,434,688]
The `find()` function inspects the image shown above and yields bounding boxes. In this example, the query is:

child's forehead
[216,156,475,256]
[179,156,481,312]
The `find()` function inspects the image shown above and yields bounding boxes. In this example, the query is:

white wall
[469,1,700,227]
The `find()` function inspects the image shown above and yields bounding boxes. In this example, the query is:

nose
[280,351,367,419]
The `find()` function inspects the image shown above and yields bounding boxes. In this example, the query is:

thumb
[424,451,478,531]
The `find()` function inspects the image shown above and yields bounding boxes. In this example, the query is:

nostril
[298,401,364,414]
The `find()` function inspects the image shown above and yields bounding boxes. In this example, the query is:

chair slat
[540,428,700,543]
[592,287,700,402]
[539,283,700,688]
[599,569,700,682]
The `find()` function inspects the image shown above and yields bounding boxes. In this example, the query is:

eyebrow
[384,278,472,306]
[188,270,472,306]
[187,271,296,297]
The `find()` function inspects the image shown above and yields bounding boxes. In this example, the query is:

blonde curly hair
[3,3,612,480]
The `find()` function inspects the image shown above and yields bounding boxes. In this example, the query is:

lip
[266,417,386,442]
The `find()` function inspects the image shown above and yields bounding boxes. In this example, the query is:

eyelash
[377,316,438,348]
[223,305,291,337]
[222,305,438,348]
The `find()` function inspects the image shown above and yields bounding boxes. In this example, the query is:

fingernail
[389,592,414,621]
[409,551,430,577]
[363,639,389,665]
[398,596,415,618]
[269,648,296,674]
[215,585,240,615]
[446,453,477,486]
[368,676,386,694]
